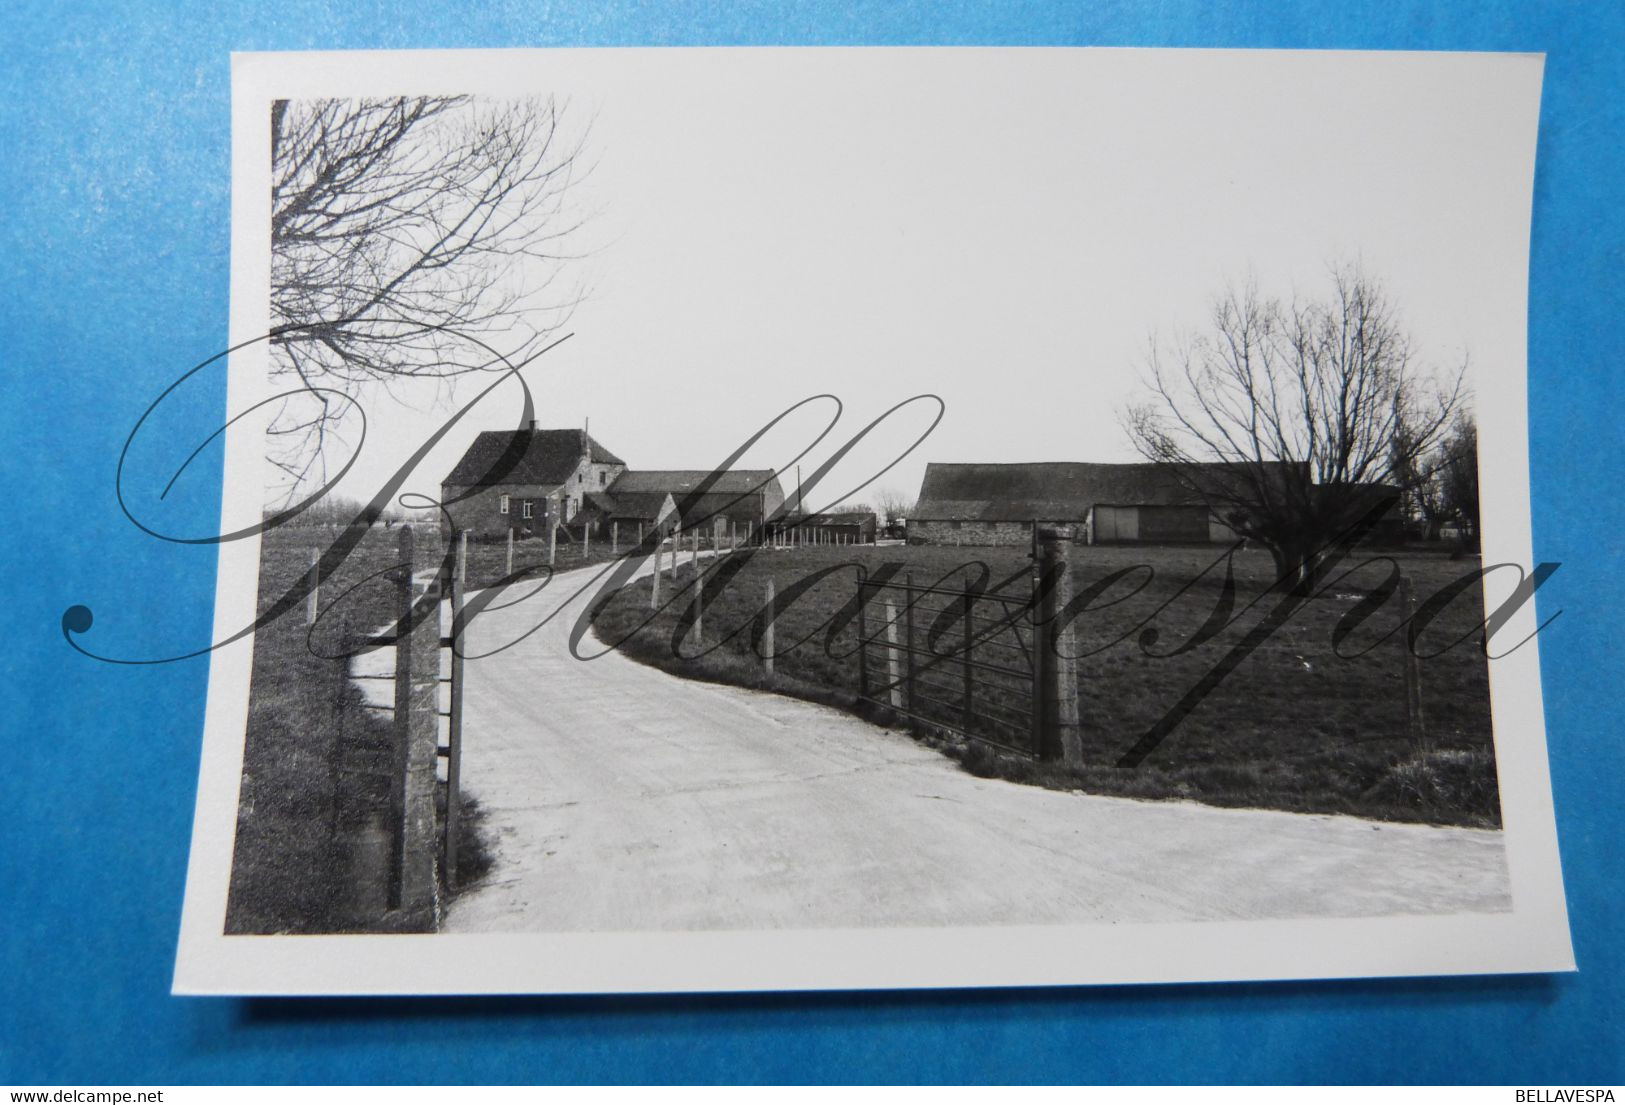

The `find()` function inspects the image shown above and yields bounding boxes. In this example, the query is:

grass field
[590,541,1502,828]
[459,529,630,590]
[225,522,493,934]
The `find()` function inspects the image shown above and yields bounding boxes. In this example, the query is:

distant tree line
[264,495,436,529]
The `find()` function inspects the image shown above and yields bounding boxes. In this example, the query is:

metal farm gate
[853,526,1082,762]
[855,573,1041,755]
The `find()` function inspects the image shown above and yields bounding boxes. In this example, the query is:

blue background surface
[2,1,1620,1086]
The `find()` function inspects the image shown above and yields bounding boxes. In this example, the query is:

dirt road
[441,555,1510,932]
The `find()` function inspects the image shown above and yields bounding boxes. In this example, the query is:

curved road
[442,555,1510,932]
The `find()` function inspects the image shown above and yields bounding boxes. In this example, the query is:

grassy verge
[225,523,496,934]
[590,543,1501,828]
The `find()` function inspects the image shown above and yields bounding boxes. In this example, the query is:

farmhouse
[441,425,787,542]
[907,461,1281,547]
[441,423,626,537]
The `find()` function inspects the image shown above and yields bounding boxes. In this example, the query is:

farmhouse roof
[443,428,625,488]
[910,461,1286,522]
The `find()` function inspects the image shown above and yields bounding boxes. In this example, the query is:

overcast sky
[289,48,1541,517]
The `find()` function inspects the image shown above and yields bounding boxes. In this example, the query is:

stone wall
[908,519,1045,546]
[442,459,626,538]
[441,482,559,538]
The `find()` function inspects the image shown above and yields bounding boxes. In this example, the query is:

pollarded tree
[267,95,590,501]
[1123,265,1465,586]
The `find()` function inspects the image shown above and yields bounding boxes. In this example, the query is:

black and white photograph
[168,46,1570,993]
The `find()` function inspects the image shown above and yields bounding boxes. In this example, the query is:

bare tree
[1123,265,1465,585]
[267,95,590,501]
[1437,414,1480,552]
[872,487,914,528]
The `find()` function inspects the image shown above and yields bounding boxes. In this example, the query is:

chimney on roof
[527,418,537,432]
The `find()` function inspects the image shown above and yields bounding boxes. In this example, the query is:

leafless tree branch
[1121,263,1468,585]
[265,95,592,503]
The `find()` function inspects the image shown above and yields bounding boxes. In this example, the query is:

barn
[771,511,878,545]
[906,461,1277,547]
[577,490,678,545]
[606,469,787,541]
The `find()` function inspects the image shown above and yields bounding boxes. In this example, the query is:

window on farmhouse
[499,494,510,515]
[522,500,534,520]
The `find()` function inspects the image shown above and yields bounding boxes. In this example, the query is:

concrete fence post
[1035,526,1082,764]
[584,524,591,557]
[761,577,776,680]
[691,558,704,645]
[456,530,468,586]
[884,597,903,709]
[389,525,440,928]
[505,527,514,576]
[306,547,320,625]
[548,520,557,568]
[650,547,662,610]
[612,521,619,556]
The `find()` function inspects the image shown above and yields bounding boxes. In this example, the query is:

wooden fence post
[456,530,468,586]
[884,597,903,709]
[904,573,918,712]
[856,579,869,698]
[1035,526,1082,763]
[584,524,591,557]
[505,527,514,576]
[650,548,662,610]
[612,521,619,556]
[548,519,557,567]
[306,547,320,625]
[962,581,975,735]
[445,569,465,890]
[389,525,440,928]
[762,577,776,679]
[1399,575,1430,755]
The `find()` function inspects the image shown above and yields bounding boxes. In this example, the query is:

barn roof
[608,469,780,497]
[910,461,1287,521]
[790,511,878,526]
[586,490,675,523]
[608,470,785,527]
[443,428,624,488]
